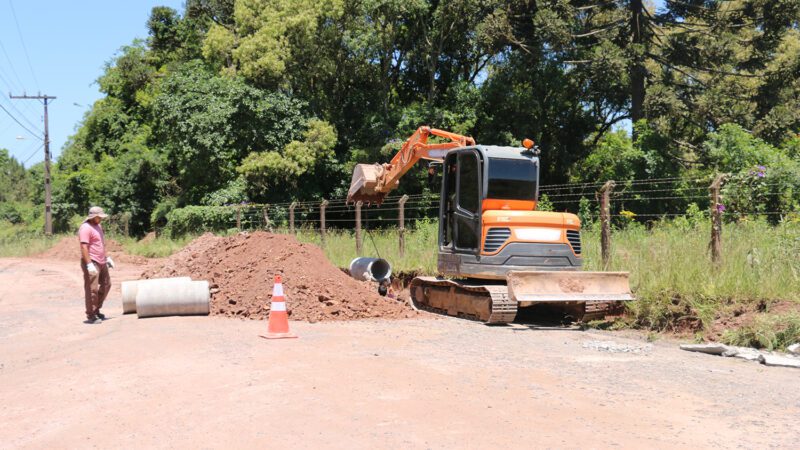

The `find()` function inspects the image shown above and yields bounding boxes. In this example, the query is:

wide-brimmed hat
[85,206,109,222]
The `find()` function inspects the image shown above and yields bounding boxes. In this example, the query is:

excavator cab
[436,145,580,280]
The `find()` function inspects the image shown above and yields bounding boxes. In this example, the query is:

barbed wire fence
[218,175,797,266]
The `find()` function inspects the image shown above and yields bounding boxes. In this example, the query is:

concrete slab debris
[726,347,762,361]
[680,343,800,368]
[679,343,729,355]
[758,354,800,369]
[787,343,800,356]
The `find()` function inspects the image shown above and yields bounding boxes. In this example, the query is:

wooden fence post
[123,213,130,237]
[262,205,271,232]
[320,200,328,246]
[355,201,363,255]
[236,205,242,231]
[289,202,297,233]
[710,174,725,265]
[398,195,408,257]
[599,180,615,269]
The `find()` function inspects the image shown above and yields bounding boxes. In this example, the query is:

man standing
[79,206,115,324]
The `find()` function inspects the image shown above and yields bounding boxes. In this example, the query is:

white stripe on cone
[273,283,284,297]
[271,302,286,312]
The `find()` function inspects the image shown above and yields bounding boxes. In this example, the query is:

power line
[0,117,15,135]
[0,61,20,92]
[0,94,42,133]
[0,38,25,89]
[7,0,40,90]
[0,101,41,138]
[21,141,43,165]
[0,38,41,128]
[0,57,43,132]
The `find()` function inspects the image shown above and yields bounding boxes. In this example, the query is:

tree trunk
[630,0,645,139]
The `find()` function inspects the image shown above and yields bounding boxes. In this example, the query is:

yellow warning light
[522,138,534,149]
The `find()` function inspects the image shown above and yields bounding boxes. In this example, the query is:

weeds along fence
[171,175,797,266]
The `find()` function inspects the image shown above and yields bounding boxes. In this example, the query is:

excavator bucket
[506,271,633,304]
[347,163,387,204]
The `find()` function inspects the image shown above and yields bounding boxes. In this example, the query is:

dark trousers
[81,261,111,318]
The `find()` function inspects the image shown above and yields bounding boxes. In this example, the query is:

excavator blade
[507,271,633,304]
[347,163,387,204]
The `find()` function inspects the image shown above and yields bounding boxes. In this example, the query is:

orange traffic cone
[261,274,297,339]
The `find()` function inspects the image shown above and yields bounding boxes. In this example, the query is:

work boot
[84,316,102,325]
[96,312,107,320]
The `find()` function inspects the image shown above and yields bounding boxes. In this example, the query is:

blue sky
[0,0,183,166]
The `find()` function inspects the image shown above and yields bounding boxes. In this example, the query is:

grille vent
[566,230,581,254]
[484,227,511,253]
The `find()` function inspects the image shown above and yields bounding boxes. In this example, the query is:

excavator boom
[347,126,475,204]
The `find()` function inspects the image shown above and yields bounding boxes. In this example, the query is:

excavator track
[409,276,623,324]
[583,301,626,322]
[410,277,516,324]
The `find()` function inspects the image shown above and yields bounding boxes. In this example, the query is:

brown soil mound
[37,236,81,260]
[38,236,148,265]
[142,231,414,322]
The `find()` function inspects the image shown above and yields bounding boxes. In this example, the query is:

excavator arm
[347,126,476,204]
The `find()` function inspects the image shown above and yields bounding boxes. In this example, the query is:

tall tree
[0,149,29,203]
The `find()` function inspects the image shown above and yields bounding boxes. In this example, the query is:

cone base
[260,332,298,340]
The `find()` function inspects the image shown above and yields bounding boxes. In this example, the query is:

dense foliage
[3,0,800,235]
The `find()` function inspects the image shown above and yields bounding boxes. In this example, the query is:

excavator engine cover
[347,163,386,204]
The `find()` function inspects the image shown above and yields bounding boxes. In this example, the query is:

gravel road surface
[1,257,798,449]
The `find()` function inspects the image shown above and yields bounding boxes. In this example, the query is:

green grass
[4,216,797,345]
[0,222,64,257]
[291,219,439,274]
[290,218,799,339]
[581,220,800,332]
[0,221,195,259]
[0,233,64,257]
[112,234,196,258]
[721,312,800,350]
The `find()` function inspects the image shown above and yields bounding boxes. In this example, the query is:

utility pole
[10,93,57,235]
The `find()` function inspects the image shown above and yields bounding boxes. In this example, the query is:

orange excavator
[348,126,633,323]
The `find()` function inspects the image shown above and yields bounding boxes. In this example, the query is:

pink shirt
[78,222,107,264]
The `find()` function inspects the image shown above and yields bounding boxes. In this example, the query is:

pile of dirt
[142,231,415,322]
[38,236,149,265]
[37,237,81,261]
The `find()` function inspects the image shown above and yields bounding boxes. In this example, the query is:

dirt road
[1,257,798,449]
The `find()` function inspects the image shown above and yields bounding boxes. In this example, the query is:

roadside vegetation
[583,219,800,342]
[297,217,800,349]
[3,1,800,237]
[1,2,799,348]
[2,214,798,348]
[722,312,800,351]
[113,234,197,258]
[294,219,440,275]
[0,229,62,258]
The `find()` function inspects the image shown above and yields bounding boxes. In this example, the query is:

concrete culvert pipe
[349,257,392,282]
[121,277,192,314]
[135,280,210,318]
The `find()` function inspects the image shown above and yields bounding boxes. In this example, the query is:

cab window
[458,153,479,213]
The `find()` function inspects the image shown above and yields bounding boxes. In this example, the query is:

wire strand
[8,0,40,90]
[0,101,41,138]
